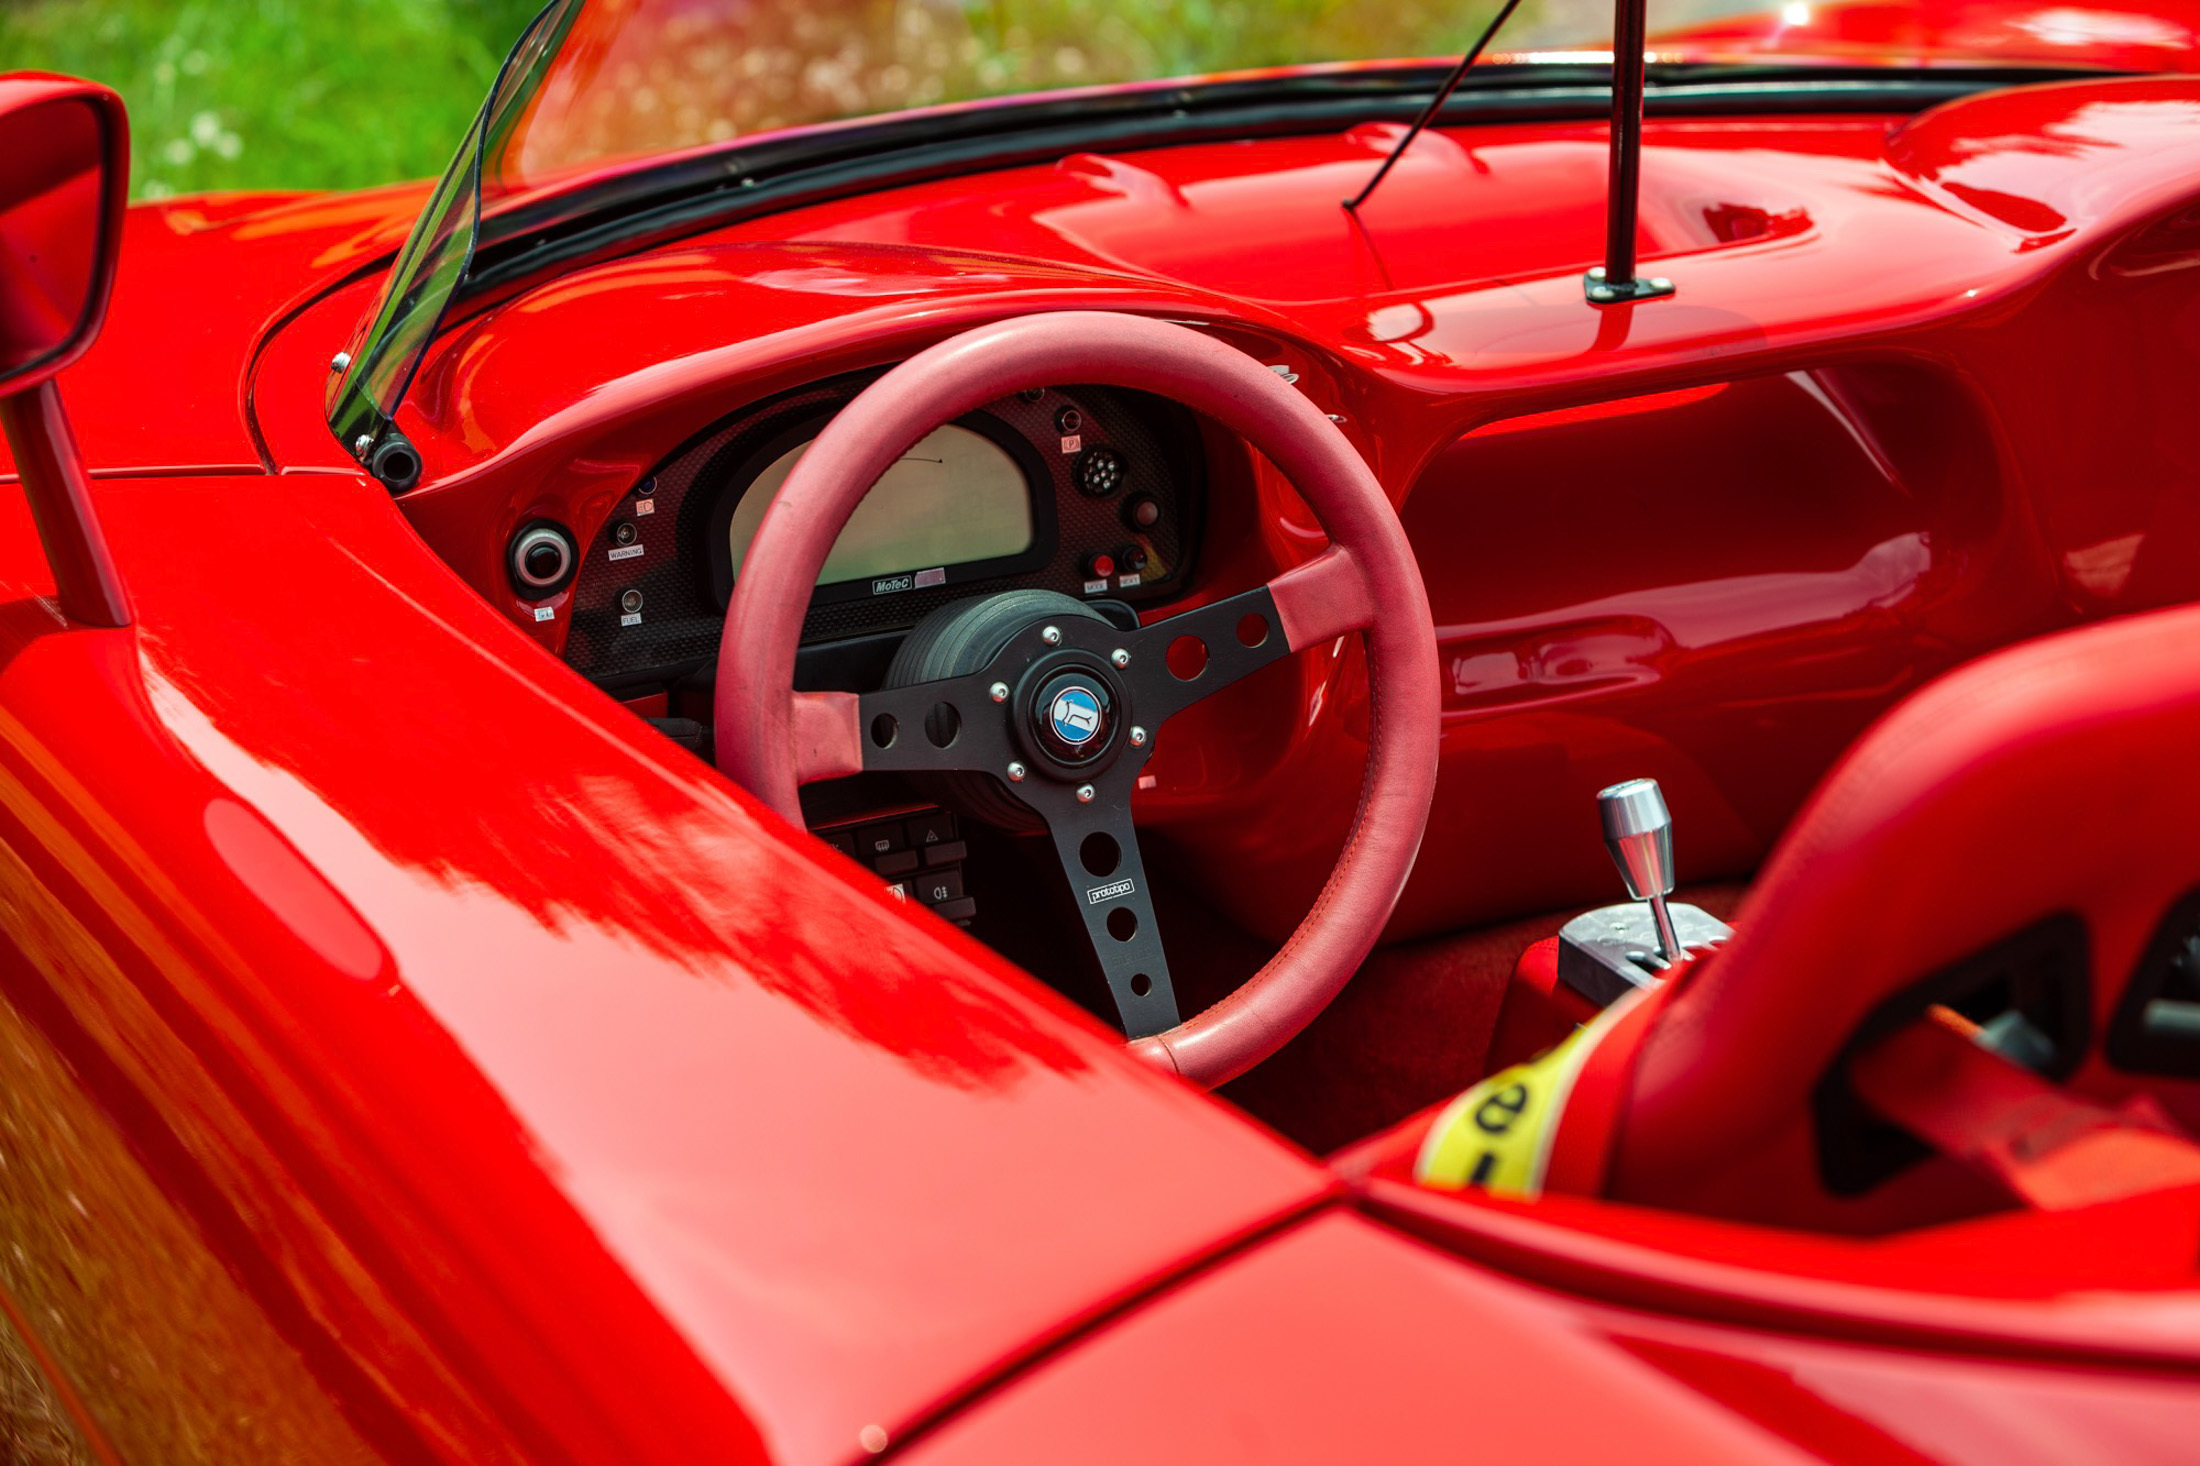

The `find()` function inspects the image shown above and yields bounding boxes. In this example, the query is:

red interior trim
[1853,1007,2200,1211]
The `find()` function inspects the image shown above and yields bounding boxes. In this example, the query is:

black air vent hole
[1080,832,1121,877]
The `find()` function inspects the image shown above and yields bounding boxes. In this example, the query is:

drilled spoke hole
[869,713,898,749]
[1079,831,1122,877]
[1129,972,1153,997]
[924,701,961,749]
[1107,906,1139,942]
[1237,612,1270,648]
[1167,635,1208,681]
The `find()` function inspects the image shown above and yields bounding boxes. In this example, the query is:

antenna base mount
[1584,266,1675,306]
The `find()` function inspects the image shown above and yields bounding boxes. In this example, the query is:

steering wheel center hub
[1019,656,1124,774]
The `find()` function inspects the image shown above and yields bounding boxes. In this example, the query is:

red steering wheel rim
[716,311,1438,1087]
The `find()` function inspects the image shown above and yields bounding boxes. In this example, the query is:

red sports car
[1,0,2198,1459]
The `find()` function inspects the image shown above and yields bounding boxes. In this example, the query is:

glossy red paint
[898,1211,1818,1464]
[1,42,2198,1463]
[910,1208,2200,1462]
[0,464,1340,1463]
[1598,1310,2200,1466]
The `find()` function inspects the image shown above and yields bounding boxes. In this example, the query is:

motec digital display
[725,424,1034,588]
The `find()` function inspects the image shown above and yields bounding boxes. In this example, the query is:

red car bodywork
[1,3,2199,1460]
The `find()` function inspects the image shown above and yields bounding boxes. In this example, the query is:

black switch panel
[814,806,973,928]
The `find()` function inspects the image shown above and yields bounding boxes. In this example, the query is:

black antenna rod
[1344,0,1526,212]
[1585,0,1673,303]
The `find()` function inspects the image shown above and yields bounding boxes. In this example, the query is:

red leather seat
[1567,603,2200,1229]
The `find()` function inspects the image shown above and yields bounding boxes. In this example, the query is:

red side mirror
[0,75,127,393]
[0,73,131,629]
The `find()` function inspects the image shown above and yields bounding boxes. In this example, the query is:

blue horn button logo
[1050,687,1104,745]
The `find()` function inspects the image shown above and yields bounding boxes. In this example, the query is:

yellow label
[1412,989,1646,1198]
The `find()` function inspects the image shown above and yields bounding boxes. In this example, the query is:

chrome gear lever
[1598,778,1683,963]
[1559,779,1730,1005]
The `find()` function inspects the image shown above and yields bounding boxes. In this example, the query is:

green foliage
[0,0,545,197]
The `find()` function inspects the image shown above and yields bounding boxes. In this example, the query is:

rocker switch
[1598,778,1682,962]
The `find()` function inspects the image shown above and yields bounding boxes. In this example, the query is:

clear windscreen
[326,0,582,448]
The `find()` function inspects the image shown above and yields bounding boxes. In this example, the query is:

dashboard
[541,374,1206,694]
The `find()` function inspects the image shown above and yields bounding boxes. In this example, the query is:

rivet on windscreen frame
[330,351,351,373]
[352,434,372,460]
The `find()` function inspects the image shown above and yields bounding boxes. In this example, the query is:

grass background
[0,0,1603,200]
[2,0,556,198]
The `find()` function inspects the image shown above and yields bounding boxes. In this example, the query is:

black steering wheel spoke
[1123,584,1293,728]
[819,588,1293,1039]
[850,672,1012,777]
[1028,783,1179,1039]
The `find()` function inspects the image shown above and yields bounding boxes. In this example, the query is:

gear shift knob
[1598,778,1683,962]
